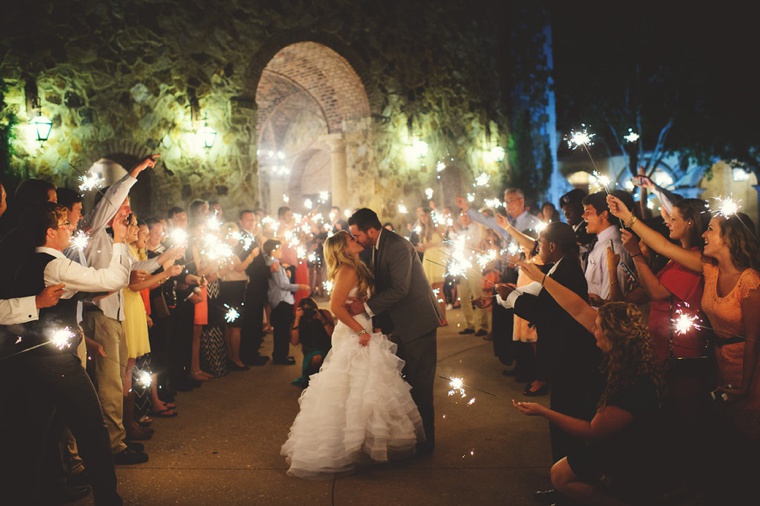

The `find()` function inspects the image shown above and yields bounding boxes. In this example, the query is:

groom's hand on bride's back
[345,297,364,316]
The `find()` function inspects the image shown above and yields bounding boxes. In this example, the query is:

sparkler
[623,128,640,143]
[436,161,446,173]
[136,370,152,388]
[168,228,188,246]
[71,230,90,250]
[711,195,741,218]
[565,124,602,175]
[398,204,408,214]
[322,280,334,295]
[51,327,76,350]
[448,377,466,398]
[79,172,104,192]
[474,173,490,187]
[591,171,613,194]
[425,188,434,200]
[224,305,240,323]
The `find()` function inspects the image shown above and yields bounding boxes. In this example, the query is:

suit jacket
[513,255,600,382]
[367,229,442,342]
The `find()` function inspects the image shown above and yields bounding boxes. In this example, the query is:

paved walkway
[74,305,554,506]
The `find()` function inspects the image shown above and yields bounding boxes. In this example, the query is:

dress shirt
[584,225,632,301]
[363,228,385,318]
[39,245,131,300]
[81,173,160,320]
[497,257,563,309]
[0,297,38,325]
[267,258,300,309]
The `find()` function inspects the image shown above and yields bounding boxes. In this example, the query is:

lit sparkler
[398,204,408,214]
[591,171,612,194]
[51,327,76,350]
[168,228,188,246]
[436,161,446,172]
[623,128,640,143]
[136,370,152,388]
[711,195,741,218]
[565,124,601,174]
[425,188,434,200]
[322,280,334,295]
[318,191,329,203]
[474,173,490,187]
[224,305,240,323]
[448,377,466,398]
[79,172,104,192]
[71,230,89,250]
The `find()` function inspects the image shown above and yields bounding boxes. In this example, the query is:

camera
[302,306,317,318]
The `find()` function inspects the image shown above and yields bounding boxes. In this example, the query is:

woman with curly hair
[515,260,673,505]
[281,231,424,479]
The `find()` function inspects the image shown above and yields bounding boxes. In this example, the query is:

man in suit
[347,208,443,455]
[495,222,601,504]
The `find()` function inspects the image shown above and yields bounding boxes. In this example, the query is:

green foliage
[0,78,20,189]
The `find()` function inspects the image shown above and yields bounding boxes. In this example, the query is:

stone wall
[1,0,533,224]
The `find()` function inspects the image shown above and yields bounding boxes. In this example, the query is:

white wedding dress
[281,287,425,479]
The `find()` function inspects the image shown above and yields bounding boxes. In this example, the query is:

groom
[347,208,443,455]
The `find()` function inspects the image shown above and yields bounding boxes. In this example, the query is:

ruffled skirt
[281,325,425,479]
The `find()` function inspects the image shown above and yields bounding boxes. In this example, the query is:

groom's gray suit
[366,227,443,452]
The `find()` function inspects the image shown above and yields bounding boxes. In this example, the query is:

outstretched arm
[518,260,597,333]
[607,194,703,273]
[513,400,633,442]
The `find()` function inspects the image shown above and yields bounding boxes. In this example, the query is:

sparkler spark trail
[711,195,741,218]
[224,305,240,323]
[79,172,104,192]
[71,230,89,250]
[565,124,601,174]
[448,377,466,398]
[51,327,76,350]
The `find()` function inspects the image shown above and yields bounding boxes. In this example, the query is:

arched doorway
[255,41,371,215]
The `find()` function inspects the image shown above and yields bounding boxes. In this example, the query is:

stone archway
[255,41,371,215]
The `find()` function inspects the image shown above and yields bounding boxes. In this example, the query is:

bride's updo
[324,231,374,300]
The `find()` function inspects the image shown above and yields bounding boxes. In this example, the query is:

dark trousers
[391,329,437,449]
[270,301,294,361]
[3,353,121,505]
[148,315,173,394]
[170,300,194,382]
[240,297,265,363]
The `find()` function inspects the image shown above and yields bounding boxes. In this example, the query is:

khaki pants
[82,309,128,454]
[458,271,488,332]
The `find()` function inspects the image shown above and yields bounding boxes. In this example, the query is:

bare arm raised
[607,194,702,274]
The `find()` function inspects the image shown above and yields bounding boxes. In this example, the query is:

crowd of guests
[1,161,759,505]
[446,176,760,505]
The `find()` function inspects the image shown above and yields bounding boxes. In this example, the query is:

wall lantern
[30,114,53,143]
[25,78,52,144]
[201,121,217,149]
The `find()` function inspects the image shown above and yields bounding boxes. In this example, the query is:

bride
[281,230,425,479]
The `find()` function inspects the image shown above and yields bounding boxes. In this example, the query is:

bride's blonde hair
[324,231,373,300]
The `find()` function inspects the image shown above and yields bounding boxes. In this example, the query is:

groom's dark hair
[348,208,382,232]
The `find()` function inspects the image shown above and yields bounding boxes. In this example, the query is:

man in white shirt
[581,191,634,305]
[80,155,182,465]
[4,201,129,505]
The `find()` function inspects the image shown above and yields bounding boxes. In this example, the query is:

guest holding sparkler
[219,221,259,371]
[607,193,760,502]
[4,201,132,505]
[515,261,674,505]
[497,223,601,471]
[453,209,489,336]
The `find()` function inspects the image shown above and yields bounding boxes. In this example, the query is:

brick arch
[255,41,371,134]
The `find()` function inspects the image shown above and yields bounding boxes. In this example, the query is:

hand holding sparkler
[516,261,544,283]
[35,283,65,308]
[512,399,546,416]
[620,228,642,256]
[606,194,634,226]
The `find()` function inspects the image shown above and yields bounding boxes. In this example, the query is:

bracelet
[610,280,619,285]
[291,326,299,330]
[631,253,643,259]
[625,215,637,228]
[357,329,368,336]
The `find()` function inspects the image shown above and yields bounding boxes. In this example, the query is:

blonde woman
[281,230,424,479]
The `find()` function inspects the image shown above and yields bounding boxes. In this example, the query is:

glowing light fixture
[201,119,217,149]
[30,114,53,143]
